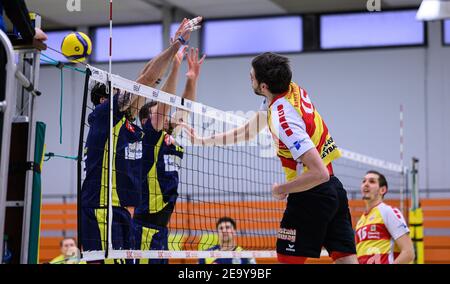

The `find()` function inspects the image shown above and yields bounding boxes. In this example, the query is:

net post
[409,157,424,264]
[411,157,419,210]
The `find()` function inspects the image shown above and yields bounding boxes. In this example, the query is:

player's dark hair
[367,170,388,196]
[90,83,108,106]
[251,52,292,94]
[139,101,158,124]
[216,216,237,230]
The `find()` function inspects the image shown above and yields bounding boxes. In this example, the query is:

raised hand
[186,47,206,80]
[171,18,188,44]
[171,16,203,45]
[180,123,203,145]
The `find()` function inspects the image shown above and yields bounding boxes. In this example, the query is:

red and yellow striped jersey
[355,202,410,264]
[263,82,341,181]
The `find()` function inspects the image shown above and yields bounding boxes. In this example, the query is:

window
[170,22,180,39]
[444,20,450,45]
[93,24,163,62]
[320,10,424,49]
[203,16,303,56]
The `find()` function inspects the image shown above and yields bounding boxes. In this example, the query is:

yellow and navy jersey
[48,254,86,264]
[81,95,144,208]
[48,255,65,264]
[198,245,256,264]
[261,82,341,181]
[136,119,184,215]
[355,202,410,264]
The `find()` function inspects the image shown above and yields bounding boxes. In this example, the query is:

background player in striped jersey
[187,52,358,264]
[199,217,256,264]
[356,171,415,264]
[133,47,205,264]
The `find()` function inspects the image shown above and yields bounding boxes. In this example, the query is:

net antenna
[104,0,114,259]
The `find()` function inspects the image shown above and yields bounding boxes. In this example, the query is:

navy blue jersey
[198,245,256,264]
[81,95,143,208]
[135,119,183,215]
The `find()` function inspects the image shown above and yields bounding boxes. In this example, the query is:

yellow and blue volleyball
[61,32,92,62]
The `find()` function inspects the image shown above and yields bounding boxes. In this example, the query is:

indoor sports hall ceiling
[26,0,422,29]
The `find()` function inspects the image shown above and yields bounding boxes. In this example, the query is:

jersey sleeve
[383,206,410,240]
[270,101,315,161]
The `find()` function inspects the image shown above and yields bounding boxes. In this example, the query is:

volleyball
[60,32,92,62]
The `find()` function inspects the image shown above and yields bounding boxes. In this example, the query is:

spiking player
[187,52,358,264]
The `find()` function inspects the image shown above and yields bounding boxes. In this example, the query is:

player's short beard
[253,86,264,97]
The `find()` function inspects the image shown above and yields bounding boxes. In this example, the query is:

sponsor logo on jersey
[125,141,142,160]
[286,244,296,252]
[277,228,296,242]
[277,104,293,137]
[164,155,181,172]
[398,223,407,229]
[367,231,381,240]
[291,139,305,151]
[321,137,338,159]
[125,120,135,133]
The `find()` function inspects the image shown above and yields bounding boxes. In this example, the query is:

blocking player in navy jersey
[199,217,256,264]
[80,18,201,262]
[133,47,205,264]
[81,85,144,262]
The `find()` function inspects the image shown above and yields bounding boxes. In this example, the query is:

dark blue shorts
[80,206,134,252]
[133,218,169,264]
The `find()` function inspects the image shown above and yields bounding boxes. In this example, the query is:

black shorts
[276,176,356,259]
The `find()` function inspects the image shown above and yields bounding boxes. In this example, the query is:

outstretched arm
[151,46,187,131]
[125,17,202,115]
[138,18,196,79]
[185,111,267,146]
